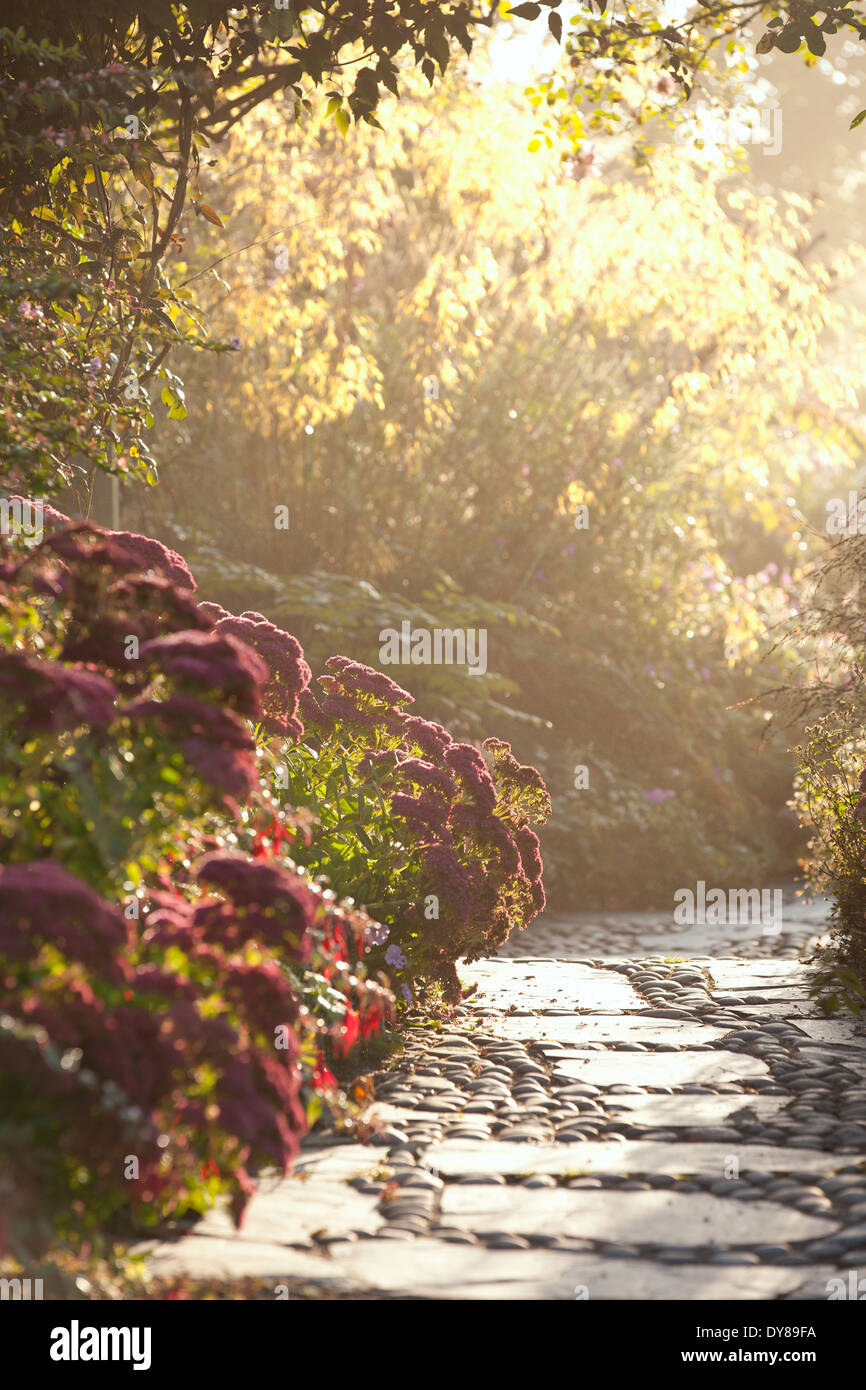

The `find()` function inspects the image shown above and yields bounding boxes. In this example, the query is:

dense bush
[0,510,393,1261]
[193,606,551,1003]
[277,654,549,1003]
[783,529,866,1002]
[0,27,202,496]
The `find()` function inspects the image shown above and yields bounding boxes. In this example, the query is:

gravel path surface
[140,889,866,1299]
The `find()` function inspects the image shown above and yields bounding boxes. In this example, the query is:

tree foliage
[130,58,861,905]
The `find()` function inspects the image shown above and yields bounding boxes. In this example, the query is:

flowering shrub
[0,516,265,891]
[0,510,392,1261]
[273,657,551,1003]
[0,852,391,1260]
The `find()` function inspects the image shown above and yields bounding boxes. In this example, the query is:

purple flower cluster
[202,605,311,739]
[444,742,498,812]
[1,520,211,681]
[396,757,455,799]
[402,715,452,759]
[58,574,210,675]
[0,651,118,732]
[391,790,450,835]
[324,654,413,706]
[37,521,193,591]
[139,631,267,721]
[0,861,131,983]
[0,857,312,1239]
[192,853,318,961]
[514,823,546,914]
[298,687,324,727]
[420,842,473,936]
[320,690,378,730]
[102,529,196,591]
[124,696,259,804]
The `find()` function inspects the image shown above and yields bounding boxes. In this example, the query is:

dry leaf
[194,201,225,228]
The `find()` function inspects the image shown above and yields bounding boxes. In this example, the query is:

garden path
[140,889,866,1299]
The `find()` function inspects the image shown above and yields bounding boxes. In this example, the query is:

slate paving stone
[440,1186,838,1245]
[301,1243,846,1300]
[423,1139,840,1179]
[550,1051,770,1087]
[604,1094,788,1128]
[710,962,818,990]
[464,959,642,1013]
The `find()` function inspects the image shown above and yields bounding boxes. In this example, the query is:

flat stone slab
[486,1015,728,1046]
[743,986,818,1001]
[423,1139,843,1179]
[598,1095,789,1126]
[710,962,817,990]
[461,960,642,1013]
[551,1051,769,1087]
[440,1186,838,1245]
[797,1044,866,1066]
[294,1145,406,1182]
[312,1242,837,1300]
[138,1236,363,1289]
[158,1177,384,1247]
[138,1233,839,1300]
[632,937,816,962]
[787,1018,866,1046]
[727,1000,817,1020]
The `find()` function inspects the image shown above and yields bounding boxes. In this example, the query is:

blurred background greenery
[85,36,865,909]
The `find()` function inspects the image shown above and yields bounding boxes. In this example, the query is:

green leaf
[354,822,374,852]
[803,21,826,56]
[774,24,803,53]
[334,107,350,137]
[851,109,866,130]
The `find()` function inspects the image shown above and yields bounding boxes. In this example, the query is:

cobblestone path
[142,888,866,1299]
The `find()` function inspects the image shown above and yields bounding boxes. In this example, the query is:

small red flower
[341,1007,360,1053]
[313,1053,336,1090]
